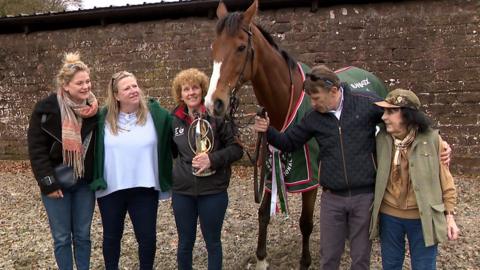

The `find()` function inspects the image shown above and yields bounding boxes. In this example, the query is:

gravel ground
[0,161,478,269]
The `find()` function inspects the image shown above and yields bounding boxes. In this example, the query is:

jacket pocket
[431,203,445,213]
[430,203,447,243]
[49,141,63,161]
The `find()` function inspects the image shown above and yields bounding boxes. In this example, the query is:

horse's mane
[216,12,297,70]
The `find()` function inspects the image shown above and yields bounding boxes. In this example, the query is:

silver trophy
[188,113,215,177]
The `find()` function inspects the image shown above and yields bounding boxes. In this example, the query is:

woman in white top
[91,71,173,270]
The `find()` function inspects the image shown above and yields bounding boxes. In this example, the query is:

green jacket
[370,128,447,247]
[90,98,173,192]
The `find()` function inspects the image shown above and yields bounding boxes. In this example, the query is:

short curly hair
[171,68,209,105]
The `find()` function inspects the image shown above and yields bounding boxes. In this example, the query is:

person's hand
[440,140,452,166]
[446,214,460,240]
[253,114,270,133]
[192,152,212,174]
[47,189,64,199]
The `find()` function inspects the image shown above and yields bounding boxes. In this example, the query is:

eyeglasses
[305,73,334,87]
[66,63,81,71]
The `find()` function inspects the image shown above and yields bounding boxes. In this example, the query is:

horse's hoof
[255,258,269,270]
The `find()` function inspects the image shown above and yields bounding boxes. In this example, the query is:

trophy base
[193,168,216,177]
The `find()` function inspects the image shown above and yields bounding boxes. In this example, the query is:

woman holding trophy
[170,68,243,269]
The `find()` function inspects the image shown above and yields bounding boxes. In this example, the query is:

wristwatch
[444,210,456,216]
[40,175,54,186]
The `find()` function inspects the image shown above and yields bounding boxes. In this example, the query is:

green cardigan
[370,128,447,247]
[90,98,173,192]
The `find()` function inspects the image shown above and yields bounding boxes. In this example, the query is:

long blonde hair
[105,71,148,135]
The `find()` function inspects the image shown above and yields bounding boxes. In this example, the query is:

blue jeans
[380,213,438,270]
[41,183,95,270]
[172,191,228,270]
[97,187,159,270]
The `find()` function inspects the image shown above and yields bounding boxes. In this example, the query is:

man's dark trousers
[320,190,373,270]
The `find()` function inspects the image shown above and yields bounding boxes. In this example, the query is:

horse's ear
[216,1,228,19]
[242,0,258,25]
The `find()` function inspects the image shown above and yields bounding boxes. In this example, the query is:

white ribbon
[269,145,289,217]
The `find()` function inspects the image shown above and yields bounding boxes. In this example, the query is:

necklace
[118,112,138,132]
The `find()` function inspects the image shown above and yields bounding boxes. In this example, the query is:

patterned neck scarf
[392,128,417,165]
[391,128,417,182]
[57,90,98,178]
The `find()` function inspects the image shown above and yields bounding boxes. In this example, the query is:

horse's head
[205,0,258,118]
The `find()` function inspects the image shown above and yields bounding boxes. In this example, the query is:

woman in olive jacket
[27,52,98,270]
[170,68,243,270]
[370,89,459,270]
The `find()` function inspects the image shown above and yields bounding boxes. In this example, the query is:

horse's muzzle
[213,99,225,117]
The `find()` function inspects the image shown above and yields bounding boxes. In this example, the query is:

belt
[322,186,374,197]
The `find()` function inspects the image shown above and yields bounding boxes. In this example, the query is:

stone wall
[0,0,478,175]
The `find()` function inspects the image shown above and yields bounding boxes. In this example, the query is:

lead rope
[253,107,267,203]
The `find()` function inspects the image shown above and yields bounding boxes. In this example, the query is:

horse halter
[227,25,255,123]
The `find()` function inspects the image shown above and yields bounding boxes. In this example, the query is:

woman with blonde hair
[170,68,243,269]
[90,71,173,270]
[28,52,98,270]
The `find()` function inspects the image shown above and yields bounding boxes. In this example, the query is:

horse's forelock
[216,12,243,36]
[215,11,297,70]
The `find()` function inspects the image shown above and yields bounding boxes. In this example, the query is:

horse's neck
[248,26,304,129]
[251,53,303,130]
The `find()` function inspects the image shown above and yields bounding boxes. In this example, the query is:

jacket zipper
[338,125,351,196]
[190,121,199,196]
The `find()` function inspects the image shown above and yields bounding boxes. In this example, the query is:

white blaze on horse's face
[205,61,222,115]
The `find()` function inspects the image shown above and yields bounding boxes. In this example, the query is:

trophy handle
[188,117,216,177]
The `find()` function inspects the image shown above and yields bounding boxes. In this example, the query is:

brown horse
[205,0,317,269]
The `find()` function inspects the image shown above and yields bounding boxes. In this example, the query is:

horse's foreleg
[255,192,271,270]
[299,188,318,270]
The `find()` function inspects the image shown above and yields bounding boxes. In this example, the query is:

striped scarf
[57,90,98,178]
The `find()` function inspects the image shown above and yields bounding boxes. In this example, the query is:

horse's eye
[237,45,246,52]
